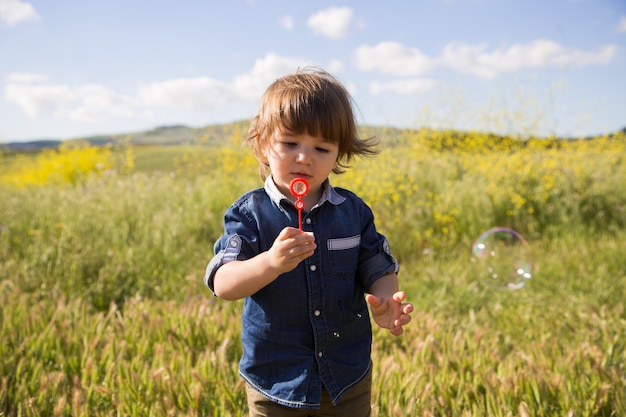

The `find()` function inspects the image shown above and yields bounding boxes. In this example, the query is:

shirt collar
[264,176,346,209]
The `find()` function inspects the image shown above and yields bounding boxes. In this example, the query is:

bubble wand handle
[296,200,303,229]
[289,178,309,230]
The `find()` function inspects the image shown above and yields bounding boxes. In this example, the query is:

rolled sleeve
[357,237,399,289]
[203,234,243,293]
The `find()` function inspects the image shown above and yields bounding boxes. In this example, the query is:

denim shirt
[204,176,398,409]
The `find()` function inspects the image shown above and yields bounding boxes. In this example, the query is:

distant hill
[1,140,63,151]
[0,121,251,151]
[79,124,203,147]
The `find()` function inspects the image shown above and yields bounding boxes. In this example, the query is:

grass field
[1,128,625,416]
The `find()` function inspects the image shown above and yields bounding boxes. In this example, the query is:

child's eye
[316,147,330,153]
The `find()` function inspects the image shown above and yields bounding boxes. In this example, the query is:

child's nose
[296,148,313,163]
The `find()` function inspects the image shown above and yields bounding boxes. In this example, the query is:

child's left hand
[366,291,413,336]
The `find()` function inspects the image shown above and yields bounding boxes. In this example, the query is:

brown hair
[246,67,378,179]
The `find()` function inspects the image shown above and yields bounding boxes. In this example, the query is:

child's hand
[267,227,316,275]
[366,291,413,336]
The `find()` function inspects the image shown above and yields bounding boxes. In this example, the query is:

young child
[204,67,413,416]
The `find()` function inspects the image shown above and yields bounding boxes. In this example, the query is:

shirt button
[306,218,312,224]
[310,265,317,271]
[318,351,323,357]
[314,310,321,316]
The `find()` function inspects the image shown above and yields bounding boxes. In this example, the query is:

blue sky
[1,0,625,142]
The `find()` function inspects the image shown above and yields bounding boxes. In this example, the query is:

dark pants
[246,371,372,417]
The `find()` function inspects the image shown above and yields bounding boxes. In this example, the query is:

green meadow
[1,127,625,416]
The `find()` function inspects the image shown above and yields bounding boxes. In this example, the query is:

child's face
[264,130,339,202]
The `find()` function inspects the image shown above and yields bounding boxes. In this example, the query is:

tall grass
[1,130,625,415]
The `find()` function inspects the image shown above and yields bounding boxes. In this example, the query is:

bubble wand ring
[289,178,309,230]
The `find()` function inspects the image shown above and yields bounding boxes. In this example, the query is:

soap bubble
[471,227,532,290]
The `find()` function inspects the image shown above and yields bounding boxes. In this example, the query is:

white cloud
[5,83,75,117]
[231,53,313,101]
[4,53,313,123]
[5,82,141,122]
[0,0,39,26]
[370,79,439,95]
[441,40,617,78]
[354,42,436,76]
[139,53,313,109]
[327,59,344,74]
[356,40,617,79]
[64,85,144,122]
[618,16,626,33]
[280,15,294,31]
[307,6,354,39]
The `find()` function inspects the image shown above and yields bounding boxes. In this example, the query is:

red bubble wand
[289,178,309,230]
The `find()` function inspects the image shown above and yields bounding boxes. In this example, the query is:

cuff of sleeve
[203,235,243,294]
[359,240,399,288]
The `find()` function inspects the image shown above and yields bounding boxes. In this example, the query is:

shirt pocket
[327,234,361,279]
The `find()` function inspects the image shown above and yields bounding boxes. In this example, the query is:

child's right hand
[266,227,316,274]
